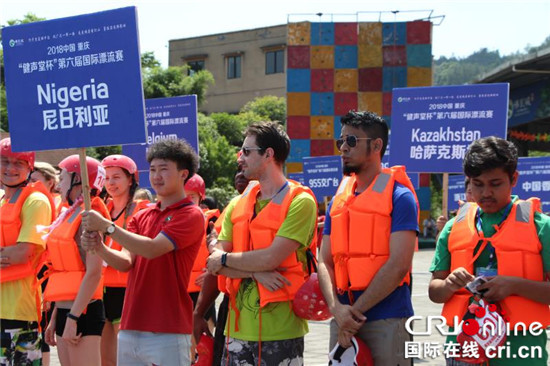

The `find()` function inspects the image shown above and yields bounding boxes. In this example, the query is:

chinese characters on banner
[2,7,146,151]
[389,84,509,173]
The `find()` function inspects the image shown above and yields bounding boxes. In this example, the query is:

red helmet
[0,137,35,169]
[184,174,205,200]
[101,154,139,182]
[194,334,214,366]
[329,336,374,366]
[293,273,332,321]
[59,155,106,190]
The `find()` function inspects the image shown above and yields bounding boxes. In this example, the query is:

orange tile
[358,45,382,67]
[359,22,382,45]
[310,116,334,139]
[286,162,303,173]
[288,22,311,45]
[334,69,358,92]
[287,92,311,116]
[407,67,432,87]
[358,92,383,116]
[311,46,334,69]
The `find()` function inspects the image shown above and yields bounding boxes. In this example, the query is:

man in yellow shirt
[0,138,53,366]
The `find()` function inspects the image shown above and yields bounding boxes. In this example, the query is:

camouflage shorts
[221,336,304,366]
[0,320,41,366]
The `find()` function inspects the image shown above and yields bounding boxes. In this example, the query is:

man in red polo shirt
[81,139,204,366]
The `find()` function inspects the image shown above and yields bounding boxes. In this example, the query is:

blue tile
[287,69,311,92]
[382,67,407,92]
[406,44,432,67]
[311,92,334,116]
[311,22,335,45]
[335,45,358,69]
[288,139,311,162]
[382,22,406,45]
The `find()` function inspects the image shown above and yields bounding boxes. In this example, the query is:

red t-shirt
[120,197,205,334]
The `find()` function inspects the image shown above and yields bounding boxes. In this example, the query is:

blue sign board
[513,157,550,213]
[508,80,550,128]
[2,7,146,152]
[122,95,198,170]
[288,173,305,185]
[447,174,466,212]
[302,155,342,200]
[389,84,509,173]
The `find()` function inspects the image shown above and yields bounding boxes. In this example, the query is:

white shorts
[117,330,191,366]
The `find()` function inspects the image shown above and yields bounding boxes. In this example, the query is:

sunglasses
[241,147,264,156]
[336,136,372,150]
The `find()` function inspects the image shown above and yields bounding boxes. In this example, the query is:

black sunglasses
[336,136,372,150]
[241,147,264,156]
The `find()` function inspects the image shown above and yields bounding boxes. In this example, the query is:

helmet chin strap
[66,172,82,206]
[1,171,32,189]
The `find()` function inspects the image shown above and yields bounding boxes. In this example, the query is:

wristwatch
[105,223,116,236]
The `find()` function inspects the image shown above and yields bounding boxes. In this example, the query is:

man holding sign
[318,111,419,365]
[81,139,204,366]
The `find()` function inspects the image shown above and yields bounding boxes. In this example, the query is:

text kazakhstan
[411,127,481,143]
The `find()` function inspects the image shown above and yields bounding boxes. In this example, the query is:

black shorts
[103,287,126,323]
[55,300,105,337]
[189,291,216,323]
[40,307,54,352]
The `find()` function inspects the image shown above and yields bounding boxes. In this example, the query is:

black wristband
[221,252,228,267]
[66,313,79,321]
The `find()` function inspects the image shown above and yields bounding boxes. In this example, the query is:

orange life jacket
[330,166,419,293]
[215,200,233,295]
[442,199,550,327]
[188,208,220,292]
[43,196,110,302]
[225,180,316,316]
[104,199,149,288]
[0,182,55,283]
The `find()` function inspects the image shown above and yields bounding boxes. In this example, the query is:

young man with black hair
[206,121,317,365]
[318,110,419,365]
[81,139,204,366]
[429,136,550,365]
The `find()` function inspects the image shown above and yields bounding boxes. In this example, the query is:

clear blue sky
[2,0,549,67]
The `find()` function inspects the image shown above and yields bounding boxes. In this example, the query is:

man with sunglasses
[206,121,317,365]
[318,111,419,365]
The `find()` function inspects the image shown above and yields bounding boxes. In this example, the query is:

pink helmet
[293,273,332,321]
[0,137,35,169]
[184,174,206,200]
[59,155,106,190]
[101,154,139,182]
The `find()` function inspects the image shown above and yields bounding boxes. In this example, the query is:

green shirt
[219,190,317,341]
[430,196,550,365]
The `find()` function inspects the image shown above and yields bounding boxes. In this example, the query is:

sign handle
[79,148,92,211]
[442,173,449,219]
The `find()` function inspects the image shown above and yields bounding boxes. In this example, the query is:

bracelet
[221,252,228,267]
[66,313,79,321]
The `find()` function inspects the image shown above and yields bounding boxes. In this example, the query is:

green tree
[141,51,161,69]
[240,95,286,123]
[210,112,247,146]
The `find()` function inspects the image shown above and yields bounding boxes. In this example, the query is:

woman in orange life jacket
[29,161,60,366]
[99,154,148,366]
[43,155,110,366]
[31,162,62,216]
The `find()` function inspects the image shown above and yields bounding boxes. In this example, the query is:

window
[227,55,241,79]
[266,50,284,74]
[187,60,204,76]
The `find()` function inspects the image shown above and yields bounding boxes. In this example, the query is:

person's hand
[61,317,82,346]
[192,311,213,344]
[206,248,224,274]
[337,328,354,348]
[252,270,291,292]
[195,270,208,287]
[206,222,219,254]
[45,320,57,346]
[81,230,104,254]
[436,215,448,232]
[81,210,109,232]
[477,276,517,302]
[0,248,10,268]
[445,267,475,293]
[332,303,366,334]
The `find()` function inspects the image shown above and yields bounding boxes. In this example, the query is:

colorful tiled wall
[286,21,432,172]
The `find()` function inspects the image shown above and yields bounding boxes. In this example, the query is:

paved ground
[49,248,549,365]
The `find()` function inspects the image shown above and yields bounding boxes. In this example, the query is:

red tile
[288,46,310,69]
[311,69,334,92]
[383,45,406,66]
[358,68,382,91]
[407,21,431,44]
[334,93,358,116]
[383,92,393,116]
[334,22,358,45]
[311,139,335,156]
[287,116,311,139]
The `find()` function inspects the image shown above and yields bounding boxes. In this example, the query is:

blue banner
[389,84,509,173]
[513,157,550,213]
[447,174,466,212]
[302,155,342,201]
[122,95,198,172]
[2,7,146,152]
[508,80,550,127]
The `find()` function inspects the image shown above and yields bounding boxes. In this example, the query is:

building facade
[169,25,287,114]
